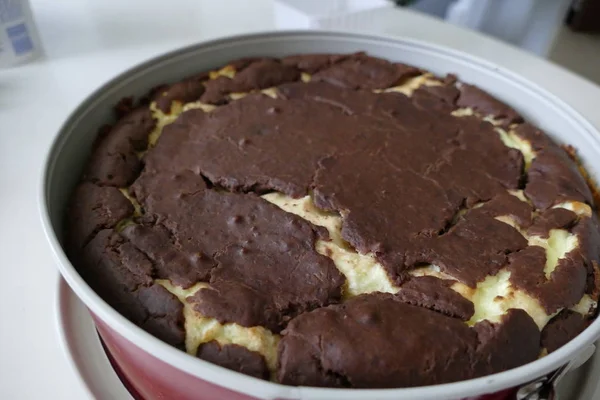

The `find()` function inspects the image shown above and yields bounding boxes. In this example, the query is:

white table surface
[1,1,600,399]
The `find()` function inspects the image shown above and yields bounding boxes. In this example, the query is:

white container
[274,0,395,32]
[445,0,572,57]
[0,0,42,67]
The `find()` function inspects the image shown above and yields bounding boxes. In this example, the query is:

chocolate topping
[396,276,475,320]
[456,84,522,125]
[281,53,348,74]
[527,208,578,238]
[589,260,600,299]
[79,229,185,348]
[507,206,588,312]
[313,155,464,269]
[541,310,589,353]
[278,293,539,388]
[508,246,587,313]
[114,97,135,118]
[197,341,270,380]
[412,84,460,114]
[312,53,421,90]
[573,216,600,296]
[413,211,528,286]
[525,147,593,210]
[154,75,207,113]
[232,59,300,92]
[66,52,600,387]
[200,76,234,105]
[84,107,156,187]
[121,223,214,288]
[152,76,532,287]
[228,57,269,71]
[200,59,300,105]
[416,83,460,105]
[67,183,133,249]
[513,123,558,152]
[471,193,533,227]
[473,309,541,372]
[130,169,343,330]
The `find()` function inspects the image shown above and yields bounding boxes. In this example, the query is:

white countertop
[2,1,600,398]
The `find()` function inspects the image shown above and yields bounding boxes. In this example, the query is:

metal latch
[516,344,596,400]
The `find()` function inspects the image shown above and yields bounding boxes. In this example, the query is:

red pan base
[100,337,144,400]
[94,318,516,400]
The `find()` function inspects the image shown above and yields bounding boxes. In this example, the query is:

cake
[65,53,600,388]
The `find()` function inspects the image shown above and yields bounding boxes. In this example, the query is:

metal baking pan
[41,30,600,400]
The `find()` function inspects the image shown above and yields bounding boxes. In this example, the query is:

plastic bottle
[0,0,42,67]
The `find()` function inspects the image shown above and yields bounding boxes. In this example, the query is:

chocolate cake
[65,52,600,388]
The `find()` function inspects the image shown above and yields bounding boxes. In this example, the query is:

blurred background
[3,0,600,85]
[401,0,600,85]
[274,0,600,84]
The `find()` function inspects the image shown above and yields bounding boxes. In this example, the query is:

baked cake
[65,53,600,388]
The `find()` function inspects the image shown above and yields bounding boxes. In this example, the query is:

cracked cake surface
[66,52,600,388]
